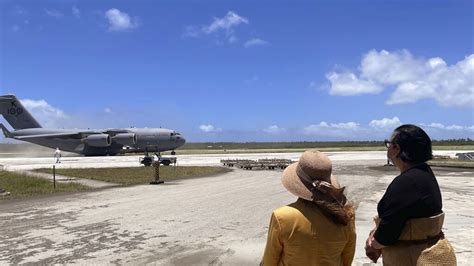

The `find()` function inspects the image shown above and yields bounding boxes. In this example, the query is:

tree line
[182,139,474,150]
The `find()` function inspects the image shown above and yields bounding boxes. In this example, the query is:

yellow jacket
[262,198,356,266]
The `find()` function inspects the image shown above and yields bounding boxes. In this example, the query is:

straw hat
[282,150,341,201]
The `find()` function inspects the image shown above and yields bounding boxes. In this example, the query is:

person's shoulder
[273,202,304,220]
[402,163,433,179]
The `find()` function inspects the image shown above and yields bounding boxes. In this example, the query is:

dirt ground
[0,152,472,265]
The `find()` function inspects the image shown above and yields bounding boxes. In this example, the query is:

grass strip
[36,166,232,186]
[428,159,474,168]
[0,171,90,200]
[159,145,474,155]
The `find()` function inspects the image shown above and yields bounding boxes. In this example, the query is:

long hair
[312,188,355,226]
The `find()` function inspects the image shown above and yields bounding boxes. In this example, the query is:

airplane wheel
[171,151,176,155]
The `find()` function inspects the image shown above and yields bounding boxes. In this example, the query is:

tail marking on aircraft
[0,94,42,129]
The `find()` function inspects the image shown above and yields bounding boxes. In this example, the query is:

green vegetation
[36,166,232,186]
[2,140,472,157]
[163,147,386,155]
[180,141,385,150]
[428,159,474,168]
[178,139,474,151]
[159,145,473,155]
[0,171,90,200]
[157,140,474,155]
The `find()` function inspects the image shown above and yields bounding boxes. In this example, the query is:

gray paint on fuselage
[8,127,185,156]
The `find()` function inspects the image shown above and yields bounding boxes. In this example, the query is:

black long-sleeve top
[374,163,442,246]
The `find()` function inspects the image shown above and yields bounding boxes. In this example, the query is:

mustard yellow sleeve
[341,220,356,266]
[262,212,283,266]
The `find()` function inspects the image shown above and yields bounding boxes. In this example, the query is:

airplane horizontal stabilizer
[0,123,14,138]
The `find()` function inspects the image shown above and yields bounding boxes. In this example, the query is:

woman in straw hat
[365,124,456,265]
[262,150,356,266]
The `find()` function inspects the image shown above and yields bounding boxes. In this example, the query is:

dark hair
[313,200,354,226]
[312,187,354,225]
[392,124,433,163]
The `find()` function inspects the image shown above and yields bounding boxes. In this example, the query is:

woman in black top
[365,124,456,265]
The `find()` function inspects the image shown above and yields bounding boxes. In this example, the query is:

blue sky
[1,0,473,142]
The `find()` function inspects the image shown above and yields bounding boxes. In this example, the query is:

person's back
[365,124,456,265]
[264,198,355,265]
[262,150,356,266]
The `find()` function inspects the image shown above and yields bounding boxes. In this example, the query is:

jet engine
[112,133,137,146]
[82,134,111,147]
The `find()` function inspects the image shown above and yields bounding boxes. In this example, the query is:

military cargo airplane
[0,94,185,156]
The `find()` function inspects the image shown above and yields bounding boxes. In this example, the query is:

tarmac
[0,150,472,265]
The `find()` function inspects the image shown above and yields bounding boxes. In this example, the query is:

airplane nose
[180,136,186,145]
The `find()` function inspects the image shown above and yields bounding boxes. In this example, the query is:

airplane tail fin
[0,94,42,129]
[0,123,14,138]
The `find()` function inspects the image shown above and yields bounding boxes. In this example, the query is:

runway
[0,151,472,265]
[0,150,461,170]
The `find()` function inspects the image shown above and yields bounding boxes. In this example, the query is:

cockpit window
[170,133,175,136]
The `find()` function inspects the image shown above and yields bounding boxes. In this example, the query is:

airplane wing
[102,129,132,135]
[14,130,100,140]
[13,129,132,140]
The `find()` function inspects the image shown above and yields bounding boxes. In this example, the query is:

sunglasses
[384,139,393,148]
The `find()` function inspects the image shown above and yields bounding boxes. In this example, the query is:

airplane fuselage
[10,127,185,156]
[1,94,186,156]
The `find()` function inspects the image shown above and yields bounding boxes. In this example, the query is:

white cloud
[427,57,447,69]
[326,50,474,107]
[243,38,269,48]
[263,125,286,134]
[44,9,64,18]
[184,11,248,43]
[326,72,382,96]
[421,123,445,130]
[446,125,464,131]
[72,6,80,18]
[369,117,402,129]
[421,122,473,131]
[303,121,360,137]
[199,124,222,133]
[420,123,474,139]
[203,11,248,34]
[301,120,472,140]
[104,108,112,114]
[20,99,69,128]
[105,8,139,32]
[387,54,474,107]
[360,49,425,85]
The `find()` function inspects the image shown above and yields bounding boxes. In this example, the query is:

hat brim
[281,162,341,201]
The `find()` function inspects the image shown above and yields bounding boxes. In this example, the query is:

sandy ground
[0,151,472,265]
